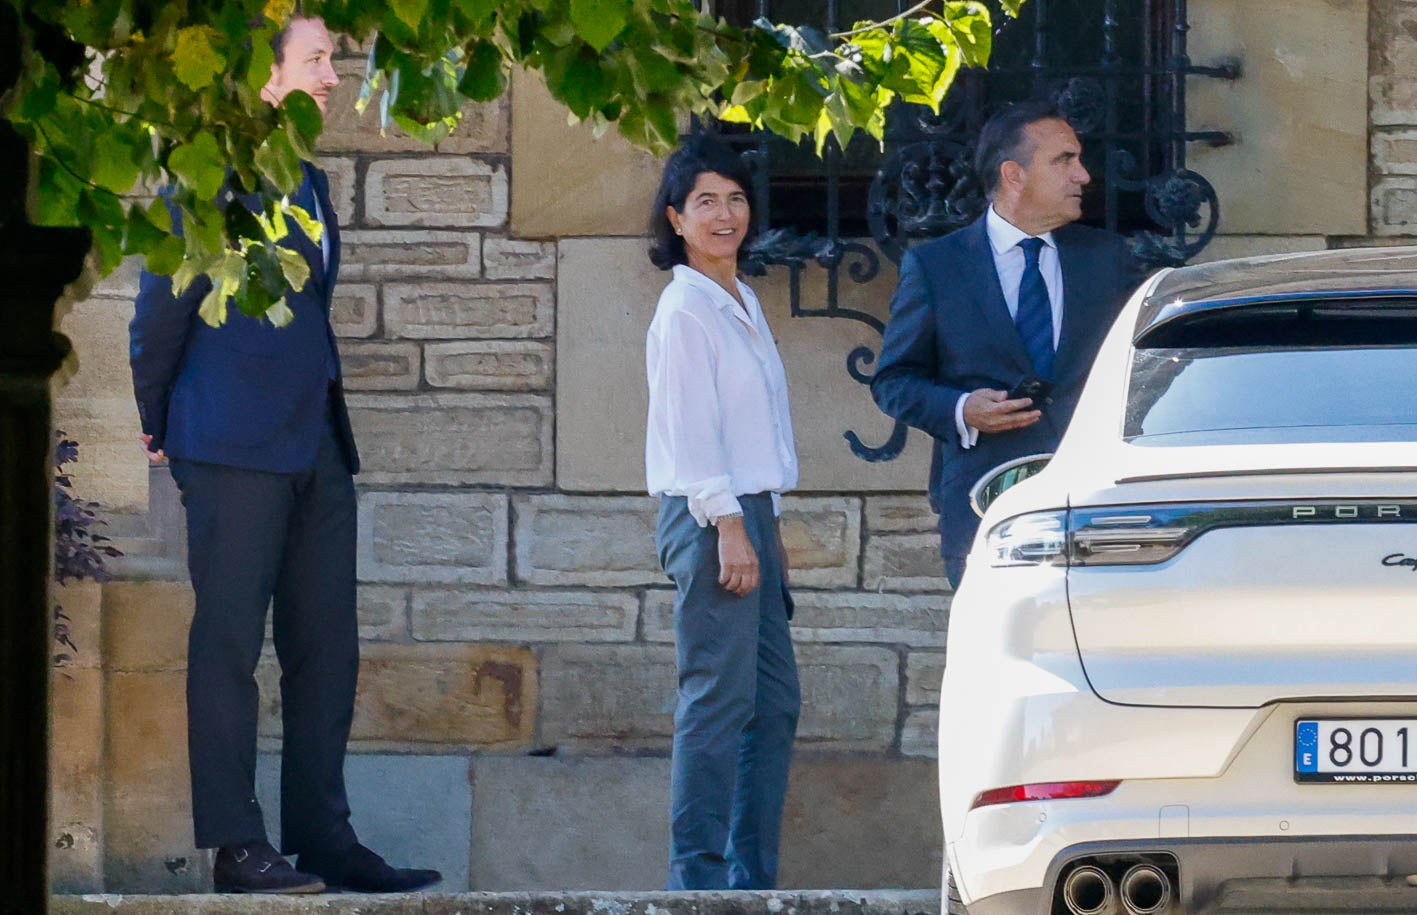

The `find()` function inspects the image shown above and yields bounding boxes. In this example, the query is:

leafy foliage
[5,0,1018,323]
[52,432,123,667]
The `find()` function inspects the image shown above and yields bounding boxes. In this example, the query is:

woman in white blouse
[645,136,800,890]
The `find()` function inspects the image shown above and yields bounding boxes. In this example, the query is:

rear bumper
[963,835,1417,915]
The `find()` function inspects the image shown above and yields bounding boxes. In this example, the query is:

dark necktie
[1015,236,1055,380]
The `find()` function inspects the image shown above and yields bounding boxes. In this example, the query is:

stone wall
[50,0,1417,895]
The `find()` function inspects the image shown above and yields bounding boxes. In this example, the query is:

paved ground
[52,891,941,915]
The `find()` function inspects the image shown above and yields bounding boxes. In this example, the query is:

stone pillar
[0,7,92,912]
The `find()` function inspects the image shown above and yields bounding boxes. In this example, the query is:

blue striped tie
[1015,237,1055,380]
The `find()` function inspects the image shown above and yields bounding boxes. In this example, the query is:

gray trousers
[656,493,801,889]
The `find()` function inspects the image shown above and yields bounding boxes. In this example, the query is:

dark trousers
[169,419,359,854]
[657,493,801,889]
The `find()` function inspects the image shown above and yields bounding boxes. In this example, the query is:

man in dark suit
[871,99,1142,587]
[129,15,439,895]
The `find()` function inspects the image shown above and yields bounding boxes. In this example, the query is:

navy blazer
[871,215,1140,559]
[130,163,359,474]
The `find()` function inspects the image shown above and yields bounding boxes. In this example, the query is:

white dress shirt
[954,205,1065,448]
[646,264,798,526]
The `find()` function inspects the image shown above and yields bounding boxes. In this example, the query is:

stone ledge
[53,890,941,914]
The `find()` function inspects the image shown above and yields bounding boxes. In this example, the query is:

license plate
[1295,719,1417,783]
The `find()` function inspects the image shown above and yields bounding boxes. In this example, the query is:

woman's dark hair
[648,135,758,270]
[973,98,1066,200]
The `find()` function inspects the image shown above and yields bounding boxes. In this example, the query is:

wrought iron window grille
[701,0,1238,462]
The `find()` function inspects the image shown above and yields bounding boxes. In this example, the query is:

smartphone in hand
[1006,376,1055,407]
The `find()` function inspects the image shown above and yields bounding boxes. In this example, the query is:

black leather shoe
[298,842,442,893]
[213,841,325,894]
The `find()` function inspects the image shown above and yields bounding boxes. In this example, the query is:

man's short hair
[973,99,1068,200]
[270,11,309,65]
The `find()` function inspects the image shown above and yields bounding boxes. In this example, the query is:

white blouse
[645,264,798,526]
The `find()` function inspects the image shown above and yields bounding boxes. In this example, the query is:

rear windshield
[1126,345,1417,444]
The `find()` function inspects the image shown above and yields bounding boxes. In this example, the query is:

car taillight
[1069,510,1194,566]
[970,780,1121,810]
[985,511,1067,567]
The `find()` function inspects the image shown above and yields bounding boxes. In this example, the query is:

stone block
[331,283,379,338]
[53,294,147,512]
[384,281,553,339]
[514,495,662,587]
[469,756,671,890]
[796,645,900,748]
[778,755,942,888]
[905,651,946,706]
[338,341,422,390]
[347,393,553,486]
[53,581,102,670]
[539,644,677,747]
[1191,235,1329,264]
[642,590,946,648]
[510,69,666,237]
[103,670,205,893]
[411,588,638,643]
[900,708,939,759]
[780,496,862,589]
[102,581,194,671]
[366,158,508,228]
[341,229,482,281]
[865,495,938,534]
[357,490,509,585]
[424,340,553,391]
[322,156,356,226]
[1371,0,1417,125]
[483,237,556,280]
[556,238,929,493]
[460,755,942,892]
[863,532,952,593]
[358,585,409,641]
[257,753,473,890]
[1372,177,1417,234]
[258,643,536,749]
[322,58,509,154]
[50,667,105,893]
[1187,0,1368,234]
[1374,129,1417,176]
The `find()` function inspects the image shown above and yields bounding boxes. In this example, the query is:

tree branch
[831,0,936,39]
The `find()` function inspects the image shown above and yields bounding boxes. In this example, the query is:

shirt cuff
[955,393,980,450]
[686,476,741,527]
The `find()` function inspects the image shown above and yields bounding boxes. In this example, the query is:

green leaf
[457,41,507,102]
[168,133,227,201]
[284,201,324,248]
[264,298,295,327]
[390,0,431,32]
[281,91,323,160]
[247,26,277,92]
[570,0,629,53]
[197,253,246,327]
[91,130,142,194]
[173,26,227,91]
[274,245,312,294]
[254,130,302,195]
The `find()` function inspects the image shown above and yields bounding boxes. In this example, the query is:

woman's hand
[715,515,760,596]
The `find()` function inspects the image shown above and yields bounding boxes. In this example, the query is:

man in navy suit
[129,15,439,895]
[871,100,1142,587]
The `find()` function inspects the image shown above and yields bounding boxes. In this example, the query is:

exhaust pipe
[1062,864,1118,915]
[1120,862,1172,915]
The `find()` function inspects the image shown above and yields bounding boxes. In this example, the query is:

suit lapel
[309,164,339,308]
[959,217,1034,377]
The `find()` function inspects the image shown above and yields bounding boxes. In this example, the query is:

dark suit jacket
[130,163,359,474]
[870,215,1140,559]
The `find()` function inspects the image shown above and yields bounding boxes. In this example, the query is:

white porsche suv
[941,246,1417,915]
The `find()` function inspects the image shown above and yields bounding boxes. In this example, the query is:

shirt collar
[987,205,1056,257]
[671,263,757,316]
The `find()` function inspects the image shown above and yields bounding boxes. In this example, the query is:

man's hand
[716,515,760,596]
[139,433,167,464]
[963,388,1042,435]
